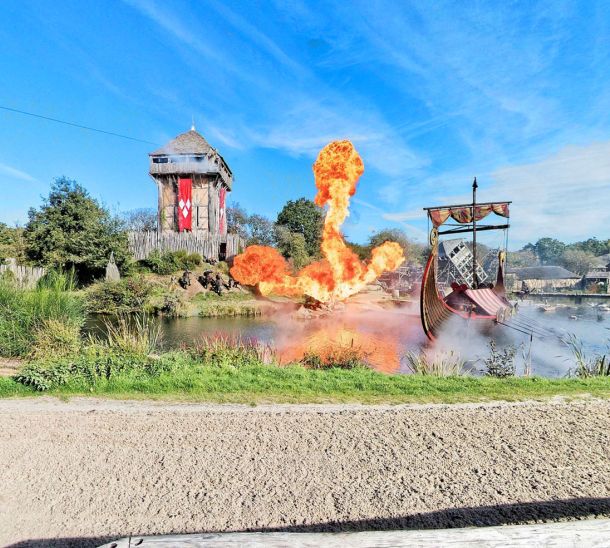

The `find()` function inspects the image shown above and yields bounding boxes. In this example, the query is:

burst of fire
[230,140,405,303]
[277,323,402,373]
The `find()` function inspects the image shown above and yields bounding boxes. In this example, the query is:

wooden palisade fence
[128,231,243,262]
[0,260,46,288]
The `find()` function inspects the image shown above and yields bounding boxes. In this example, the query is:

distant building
[149,126,233,235]
[508,266,581,292]
[592,254,610,270]
[582,261,610,293]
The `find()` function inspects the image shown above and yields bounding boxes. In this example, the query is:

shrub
[142,250,202,275]
[404,350,465,376]
[142,250,177,275]
[30,319,81,360]
[300,347,367,369]
[86,277,153,314]
[155,293,183,316]
[15,348,160,391]
[483,340,516,378]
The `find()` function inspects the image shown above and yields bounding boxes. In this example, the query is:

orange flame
[230,140,405,302]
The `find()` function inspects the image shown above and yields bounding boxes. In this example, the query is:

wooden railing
[128,231,243,262]
[149,160,233,187]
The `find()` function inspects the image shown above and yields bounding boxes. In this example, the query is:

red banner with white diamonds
[178,178,192,232]
[219,186,227,235]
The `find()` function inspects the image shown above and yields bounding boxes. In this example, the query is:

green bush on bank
[141,250,203,275]
[86,277,154,314]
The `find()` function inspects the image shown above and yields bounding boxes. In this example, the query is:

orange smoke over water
[277,322,402,373]
[230,141,405,302]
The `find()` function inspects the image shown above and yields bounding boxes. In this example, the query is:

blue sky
[1,0,610,248]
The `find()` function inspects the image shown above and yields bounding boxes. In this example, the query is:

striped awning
[429,203,510,227]
[463,288,510,317]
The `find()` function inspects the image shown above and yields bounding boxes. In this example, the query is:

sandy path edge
[2,398,609,547]
[0,394,603,413]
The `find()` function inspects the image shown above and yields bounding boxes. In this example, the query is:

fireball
[230,140,405,303]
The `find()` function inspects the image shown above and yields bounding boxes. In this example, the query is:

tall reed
[404,350,466,376]
[188,333,277,367]
[89,314,162,355]
[565,334,610,378]
[0,272,84,357]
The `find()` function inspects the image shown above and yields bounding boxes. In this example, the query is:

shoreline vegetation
[1,273,609,405]
[2,361,610,404]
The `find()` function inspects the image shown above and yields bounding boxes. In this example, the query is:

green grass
[0,273,85,357]
[192,291,252,302]
[191,290,262,317]
[196,300,262,317]
[2,355,610,404]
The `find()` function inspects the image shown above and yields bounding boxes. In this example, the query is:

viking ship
[420,178,513,340]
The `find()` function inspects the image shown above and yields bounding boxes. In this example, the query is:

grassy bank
[86,275,264,318]
[2,277,609,405]
[2,352,609,403]
[192,291,264,317]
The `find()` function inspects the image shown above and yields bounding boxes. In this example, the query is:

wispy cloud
[0,163,37,183]
[489,140,610,244]
[122,0,426,179]
[353,198,427,240]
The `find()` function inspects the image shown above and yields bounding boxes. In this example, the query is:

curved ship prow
[420,179,513,340]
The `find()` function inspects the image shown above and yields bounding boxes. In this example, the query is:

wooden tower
[149,126,233,235]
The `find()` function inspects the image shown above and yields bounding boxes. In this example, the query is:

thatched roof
[508,266,580,280]
[150,129,212,156]
[584,270,610,280]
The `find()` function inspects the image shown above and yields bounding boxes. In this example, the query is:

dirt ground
[0,358,22,377]
[1,398,609,547]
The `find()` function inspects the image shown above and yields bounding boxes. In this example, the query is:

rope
[0,105,158,145]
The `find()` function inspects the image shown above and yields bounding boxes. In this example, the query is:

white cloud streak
[122,0,427,179]
[489,140,610,244]
[0,163,37,183]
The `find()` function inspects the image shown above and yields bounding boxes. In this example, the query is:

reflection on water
[86,297,610,378]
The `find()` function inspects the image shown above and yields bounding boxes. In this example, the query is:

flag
[219,186,227,235]
[178,178,192,232]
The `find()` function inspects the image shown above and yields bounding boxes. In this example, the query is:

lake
[87,298,610,378]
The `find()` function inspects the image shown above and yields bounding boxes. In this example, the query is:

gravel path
[1,398,610,547]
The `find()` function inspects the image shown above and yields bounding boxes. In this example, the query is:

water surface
[87,297,610,377]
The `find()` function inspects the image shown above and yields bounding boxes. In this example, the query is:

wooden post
[472,177,478,289]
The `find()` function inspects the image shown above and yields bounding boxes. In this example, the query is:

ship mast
[472,177,478,289]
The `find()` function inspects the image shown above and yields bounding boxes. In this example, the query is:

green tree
[346,241,369,260]
[247,214,275,246]
[570,238,610,256]
[367,228,426,265]
[276,198,324,256]
[274,225,311,269]
[559,249,597,275]
[532,238,566,265]
[0,223,25,263]
[24,177,130,281]
[506,249,538,268]
[226,202,249,239]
